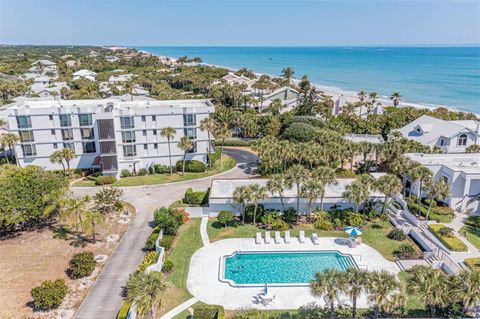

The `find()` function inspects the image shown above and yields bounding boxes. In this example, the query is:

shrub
[217,210,234,227]
[175,160,207,173]
[393,243,416,259]
[31,279,68,309]
[209,148,221,167]
[173,207,190,223]
[120,169,131,178]
[271,219,289,231]
[282,207,297,224]
[428,224,468,252]
[387,229,407,241]
[117,301,131,319]
[161,259,174,273]
[439,226,454,237]
[95,176,116,185]
[465,216,480,229]
[159,235,174,251]
[138,168,148,176]
[335,169,357,178]
[244,204,265,223]
[153,164,170,174]
[67,251,96,279]
[314,217,333,231]
[148,166,155,175]
[194,305,225,319]
[280,122,318,142]
[464,258,480,270]
[153,207,184,236]
[184,188,209,206]
[138,251,159,272]
[213,138,251,147]
[145,228,160,251]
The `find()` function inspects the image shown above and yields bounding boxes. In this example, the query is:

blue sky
[1,0,479,46]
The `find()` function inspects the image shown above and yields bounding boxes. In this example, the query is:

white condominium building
[4,98,214,176]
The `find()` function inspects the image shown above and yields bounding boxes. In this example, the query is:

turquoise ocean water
[136,46,480,113]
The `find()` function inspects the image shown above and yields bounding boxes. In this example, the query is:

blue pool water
[135,46,480,113]
[224,251,356,285]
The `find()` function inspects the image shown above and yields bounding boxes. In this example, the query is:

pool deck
[187,237,400,310]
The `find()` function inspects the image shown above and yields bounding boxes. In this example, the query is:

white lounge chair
[284,231,291,244]
[274,231,281,244]
[265,231,272,244]
[298,230,306,243]
[255,232,262,244]
[311,232,320,245]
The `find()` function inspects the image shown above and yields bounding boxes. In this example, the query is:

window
[183,114,196,126]
[439,138,445,146]
[458,134,467,146]
[122,131,136,143]
[184,128,197,140]
[19,130,34,142]
[187,141,197,153]
[63,143,75,150]
[49,115,53,121]
[79,114,93,126]
[53,143,58,149]
[141,115,146,122]
[21,144,36,156]
[82,142,96,153]
[153,130,157,135]
[59,114,71,127]
[143,130,147,136]
[152,115,156,121]
[144,144,148,150]
[51,129,56,135]
[123,145,137,157]
[16,116,32,129]
[61,129,74,141]
[120,116,134,129]
[154,143,158,149]
[81,128,95,140]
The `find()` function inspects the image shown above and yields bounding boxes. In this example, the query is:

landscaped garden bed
[459,225,480,250]
[406,198,453,223]
[428,224,468,252]
[464,257,480,270]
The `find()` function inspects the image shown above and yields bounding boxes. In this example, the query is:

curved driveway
[74,148,256,319]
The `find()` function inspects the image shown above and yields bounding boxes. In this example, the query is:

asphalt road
[73,148,256,319]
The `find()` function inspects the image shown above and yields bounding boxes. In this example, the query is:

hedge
[117,301,131,319]
[465,216,480,229]
[144,227,160,251]
[95,176,116,185]
[184,187,209,206]
[175,160,207,173]
[428,224,468,252]
[194,305,225,319]
[464,258,480,270]
[213,138,252,147]
[138,251,159,272]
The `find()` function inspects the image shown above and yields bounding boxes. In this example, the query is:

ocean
[135,46,480,114]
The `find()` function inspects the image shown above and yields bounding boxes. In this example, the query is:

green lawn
[73,155,236,187]
[459,226,480,249]
[159,218,203,316]
[207,219,419,261]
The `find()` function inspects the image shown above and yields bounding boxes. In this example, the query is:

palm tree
[301,178,323,220]
[425,179,450,221]
[0,134,10,164]
[82,210,105,243]
[70,196,90,234]
[357,90,367,103]
[246,184,268,225]
[266,174,286,211]
[453,269,480,317]
[408,266,448,318]
[177,136,193,176]
[215,126,231,157]
[200,117,217,168]
[366,270,399,317]
[415,166,433,205]
[126,271,167,319]
[233,185,250,223]
[50,150,66,174]
[281,67,295,84]
[61,148,76,175]
[343,179,369,213]
[390,92,402,107]
[313,166,337,210]
[160,127,177,174]
[285,164,307,221]
[375,174,402,214]
[311,269,346,319]
[2,133,20,166]
[344,268,369,319]
[124,79,136,101]
[369,92,379,105]
[390,156,411,197]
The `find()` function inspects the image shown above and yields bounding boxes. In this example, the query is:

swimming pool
[222,250,357,286]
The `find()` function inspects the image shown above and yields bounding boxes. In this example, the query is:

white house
[108,74,134,84]
[406,153,480,214]
[345,134,384,144]
[105,56,120,63]
[208,178,385,214]
[4,98,214,177]
[73,69,97,81]
[397,115,480,153]
[31,60,56,67]
[222,73,256,85]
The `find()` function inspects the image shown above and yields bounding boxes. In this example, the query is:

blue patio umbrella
[344,226,362,237]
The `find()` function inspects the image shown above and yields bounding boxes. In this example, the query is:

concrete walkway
[74,148,256,319]
[200,216,210,246]
[160,297,198,319]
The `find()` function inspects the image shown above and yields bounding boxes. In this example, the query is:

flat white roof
[210,178,384,199]
[345,134,384,144]
[406,153,480,174]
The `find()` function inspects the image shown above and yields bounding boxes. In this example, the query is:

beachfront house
[73,69,97,81]
[208,178,385,214]
[397,115,480,153]
[405,153,480,214]
[4,98,214,177]
[222,73,256,85]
